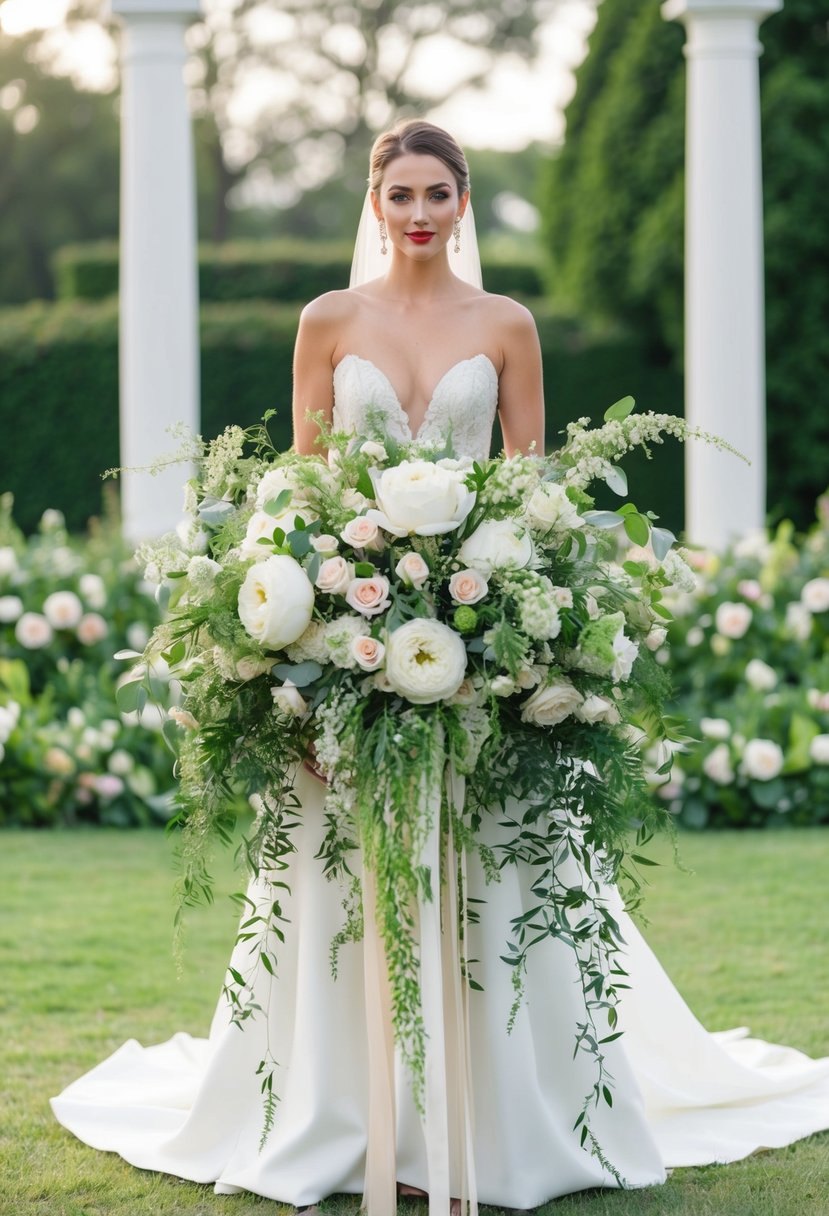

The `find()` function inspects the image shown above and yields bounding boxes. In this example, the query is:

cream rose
[341,516,384,551]
[809,734,829,765]
[525,481,583,534]
[700,717,731,740]
[745,658,777,691]
[384,619,467,704]
[254,466,312,512]
[801,578,829,614]
[79,573,106,609]
[575,694,621,725]
[395,552,430,589]
[43,590,83,630]
[271,680,308,717]
[741,738,784,781]
[312,534,339,557]
[0,596,23,623]
[520,678,583,727]
[703,743,734,785]
[366,460,475,537]
[715,601,752,639]
[345,576,391,617]
[360,440,388,462]
[351,635,386,671]
[77,613,108,646]
[644,625,668,652]
[490,674,516,697]
[315,556,354,596]
[237,554,315,651]
[15,612,53,649]
[240,509,301,561]
[457,519,533,575]
[448,569,488,605]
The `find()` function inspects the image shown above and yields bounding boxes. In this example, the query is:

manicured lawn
[1,828,827,1216]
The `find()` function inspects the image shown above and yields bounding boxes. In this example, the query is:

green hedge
[53,241,545,304]
[0,299,684,534]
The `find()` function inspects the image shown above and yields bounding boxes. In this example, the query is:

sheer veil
[349,189,483,290]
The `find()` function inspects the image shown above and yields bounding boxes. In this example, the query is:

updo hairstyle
[369,120,470,197]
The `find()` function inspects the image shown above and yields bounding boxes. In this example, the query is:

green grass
[1,828,827,1216]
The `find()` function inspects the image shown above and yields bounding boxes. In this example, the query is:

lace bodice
[332,353,499,463]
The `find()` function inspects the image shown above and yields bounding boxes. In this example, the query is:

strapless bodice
[332,353,499,463]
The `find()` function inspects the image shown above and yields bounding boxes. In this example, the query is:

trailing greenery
[541,0,829,528]
[0,299,683,534]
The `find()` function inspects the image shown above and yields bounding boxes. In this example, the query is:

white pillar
[662,0,780,550]
[109,0,201,542]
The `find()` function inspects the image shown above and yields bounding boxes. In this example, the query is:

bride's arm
[291,294,343,456]
[496,301,545,457]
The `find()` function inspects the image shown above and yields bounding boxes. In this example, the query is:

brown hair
[369,120,470,196]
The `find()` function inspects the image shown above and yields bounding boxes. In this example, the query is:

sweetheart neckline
[334,353,497,440]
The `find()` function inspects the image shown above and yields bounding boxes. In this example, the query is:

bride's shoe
[397,1183,462,1214]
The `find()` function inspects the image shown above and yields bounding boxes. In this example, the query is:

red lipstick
[406,232,435,244]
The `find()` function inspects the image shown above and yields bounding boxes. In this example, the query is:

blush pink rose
[395,552,430,589]
[448,568,488,605]
[351,635,386,670]
[315,556,354,596]
[77,613,109,646]
[341,516,384,551]
[345,576,391,618]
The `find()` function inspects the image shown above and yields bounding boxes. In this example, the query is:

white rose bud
[360,440,388,462]
[312,534,339,557]
[575,694,621,725]
[644,625,668,651]
[395,552,430,589]
[448,569,488,605]
[315,556,354,596]
[271,679,308,717]
[169,706,199,730]
[236,656,274,681]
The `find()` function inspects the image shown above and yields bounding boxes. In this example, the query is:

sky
[0,0,596,150]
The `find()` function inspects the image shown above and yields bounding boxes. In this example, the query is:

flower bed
[0,494,173,826]
[659,493,829,828]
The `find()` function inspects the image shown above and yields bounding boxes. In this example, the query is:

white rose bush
[0,493,172,827]
[662,491,829,828]
[118,395,732,1153]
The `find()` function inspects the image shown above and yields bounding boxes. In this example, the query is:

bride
[52,120,829,1215]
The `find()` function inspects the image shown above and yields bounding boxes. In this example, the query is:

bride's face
[371,153,468,265]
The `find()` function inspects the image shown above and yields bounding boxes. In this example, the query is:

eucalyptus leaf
[264,488,292,516]
[116,679,147,714]
[288,529,312,558]
[604,466,628,497]
[271,660,323,686]
[603,395,635,422]
[582,510,623,530]
[650,526,676,562]
[197,499,235,527]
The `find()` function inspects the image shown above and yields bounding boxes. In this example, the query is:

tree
[541,0,829,526]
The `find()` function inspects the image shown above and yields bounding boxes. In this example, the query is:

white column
[109,0,201,542]
[662,0,780,550]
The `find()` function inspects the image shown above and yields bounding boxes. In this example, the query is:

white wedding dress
[52,355,829,1211]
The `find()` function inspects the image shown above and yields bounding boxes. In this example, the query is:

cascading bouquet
[122,397,736,1173]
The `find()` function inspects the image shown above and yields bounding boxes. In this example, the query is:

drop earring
[453,217,462,253]
[379,219,388,255]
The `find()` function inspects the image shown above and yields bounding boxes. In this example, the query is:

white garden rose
[240,509,298,561]
[15,612,53,649]
[520,678,583,727]
[366,460,475,537]
[457,519,533,575]
[384,619,467,704]
[360,440,388,462]
[808,734,829,765]
[76,613,108,646]
[801,578,829,614]
[741,738,784,781]
[341,516,384,551]
[79,573,106,609]
[490,674,516,697]
[315,556,354,596]
[237,554,314,651]
[0,595,23,623]
[43,590,83,630]
[395,552,430,589]
[525,481,583,534]
[448,569,488,604]
[784,601,812,641]
[745,658,777,692]
[700,717,731,741]
[715,601,752,639]
[644,625,668,652]
[254,466,312,512]
[575,694,621,725]
[703,743,734,785]
[271,680,308,717]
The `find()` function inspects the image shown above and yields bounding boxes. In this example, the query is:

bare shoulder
[478,292,539,336]
[299,288,359,330]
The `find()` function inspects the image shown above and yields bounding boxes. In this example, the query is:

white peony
[801,578,829,614]
[809,734,829,765]
[715,601,752,639]
[703,743,735,785]
[700,717,731,741]
[525,481,583,534]
[741,738,784,781]
[457,519,533,575]
[745,658,777,692]
[43,590,83,630]
[520,678,583,727]
[575,694,621,725]
[0,595,23,623]
[366,460,475,537]
[237,555,314,651]
[384,619,467,704]
[15,612,53,649]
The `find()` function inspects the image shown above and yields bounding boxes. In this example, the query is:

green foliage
[0,301,684,534]
[541,0,829,528]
